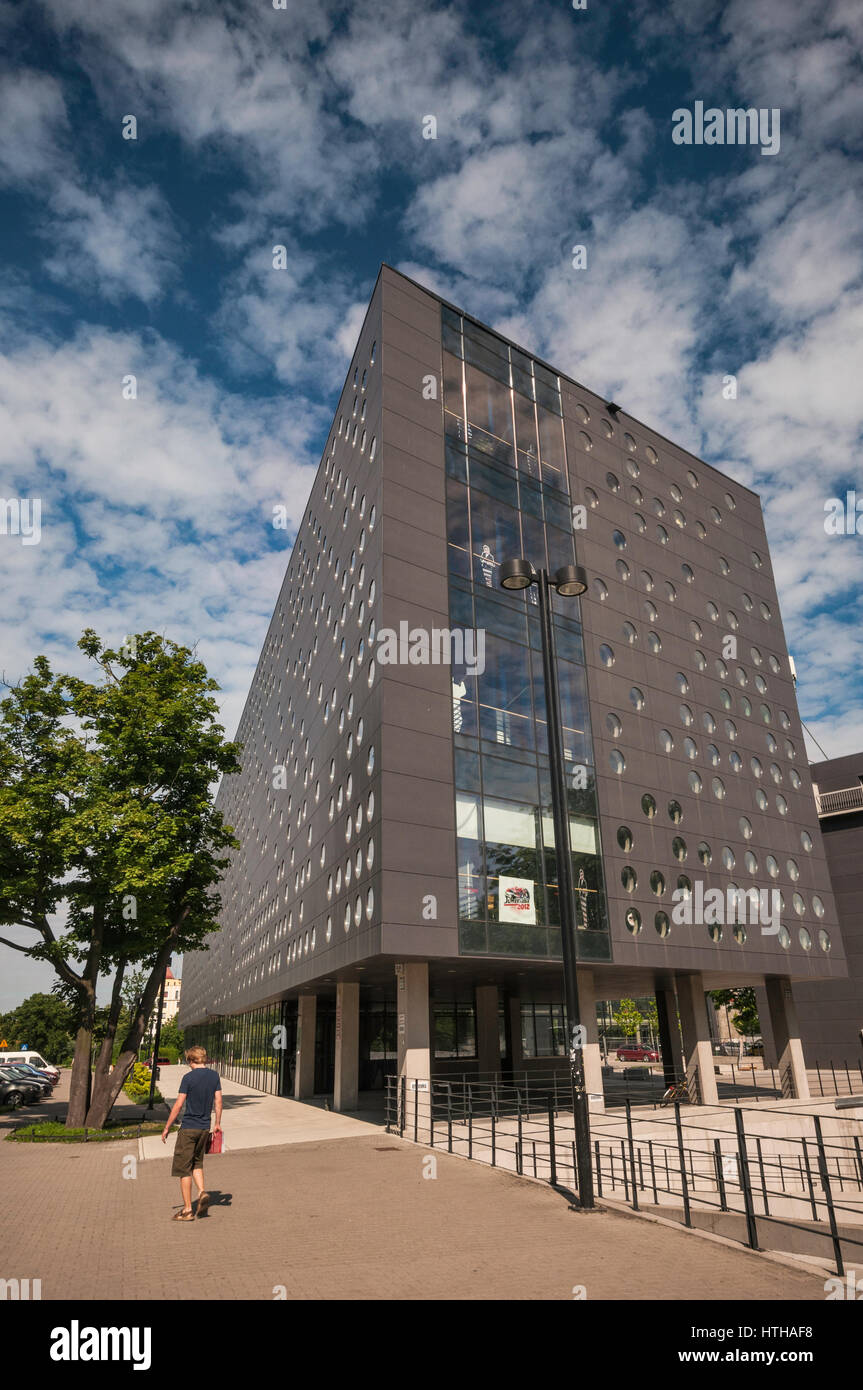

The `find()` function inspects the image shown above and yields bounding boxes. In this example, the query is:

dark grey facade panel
[179,264,845,1029]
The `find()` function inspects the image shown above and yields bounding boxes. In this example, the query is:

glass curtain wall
[443,305,611,961]
[184,1001,284,1095]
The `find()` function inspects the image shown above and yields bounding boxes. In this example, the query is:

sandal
[197,1192,210,1218]
[172,1208,195,1221]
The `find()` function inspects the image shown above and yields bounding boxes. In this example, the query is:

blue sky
[2,0,862,1009]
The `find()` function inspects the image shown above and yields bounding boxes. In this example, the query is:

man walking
[161,1045,222,1221]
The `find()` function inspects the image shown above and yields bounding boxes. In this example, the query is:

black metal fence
[386,1073,863,1275]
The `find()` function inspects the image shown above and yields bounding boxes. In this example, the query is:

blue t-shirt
[178,1067,221,1130]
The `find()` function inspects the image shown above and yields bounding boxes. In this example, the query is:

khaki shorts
[171,1128,209,1176]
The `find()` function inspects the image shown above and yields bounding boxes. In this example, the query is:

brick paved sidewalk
[2,1122,828,1301]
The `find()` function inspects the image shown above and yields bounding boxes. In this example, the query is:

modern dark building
[179,264,846,1108]
[785,753,863,1066]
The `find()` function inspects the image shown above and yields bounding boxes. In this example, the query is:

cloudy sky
[2,0,862,1008]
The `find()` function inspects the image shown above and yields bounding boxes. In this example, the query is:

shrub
[122,1062,163,1105]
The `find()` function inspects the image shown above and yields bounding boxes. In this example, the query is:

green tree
[0,991,77,1063]
[613,998,644,1039]
[158,1017,185,1059]
[709,988,760,1039]
[0,630,240,1128]
[645,999,659,1046]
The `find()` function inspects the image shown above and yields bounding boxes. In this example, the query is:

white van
[0,1051,60,1083]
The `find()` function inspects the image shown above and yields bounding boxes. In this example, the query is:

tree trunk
[67,1021,94,1127]
[93,962,126,1083]
[65,903,106,1127]
[85,932,179,1129]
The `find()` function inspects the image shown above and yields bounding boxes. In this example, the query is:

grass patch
[9,1117,165,1143]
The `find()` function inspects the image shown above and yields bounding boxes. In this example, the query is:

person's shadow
[196,1190,232,1216]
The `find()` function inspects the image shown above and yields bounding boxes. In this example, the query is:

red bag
[206,1127,223,1154]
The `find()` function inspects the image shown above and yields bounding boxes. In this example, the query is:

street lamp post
[499,558,594,1208]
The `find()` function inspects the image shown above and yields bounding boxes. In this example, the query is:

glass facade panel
[443,306,610,963]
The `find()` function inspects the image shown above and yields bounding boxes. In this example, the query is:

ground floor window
[521,1002,566,1057]
[433,1002,477,1058]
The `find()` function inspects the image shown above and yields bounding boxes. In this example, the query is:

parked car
[7,1064,54,1097]
[0,1051,60,1084]
[616,1045,660,1062]
[0,1066,43,1105]
[0,1075,31,1109]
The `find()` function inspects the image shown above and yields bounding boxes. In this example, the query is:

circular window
[697,841,712,866]
[708,923,722,943]
[739,817,753,840]
[655,911,670,938]
[707,744,720,767]
[647,631,661,654]
[599,643,615,667]
[744,850,758,875]
[594,578,608,601]
[712,777,726,800]
[613,529,627,549]
[766,855,778,879]
[616,559,631,581]
[751,757,762,779]
[606,472,620,492]
[642,793,657,818]
[625,908,642,935]
[778,925,790,948]
[801,830,813,852]
[610,749,626,775]
[818,928,831,952]
[683,737,698,760]
[668,800,683,824]
[650,870,665,896]
[630,686,645,711]
[776,794,788,816]
[623,621,638,645]
[621,866,637,892]
[641,569,654,592]
[755,789,768,811]
[657,524,669,545]
[606,711,623,737]
[688,770,702,793]
[792,892,805,916]
[722,846,736,871]
[617,825,633,852]
[672,836,687,862]
[659,729,674,754]
[799,927,812,951]
[694,650,707,672]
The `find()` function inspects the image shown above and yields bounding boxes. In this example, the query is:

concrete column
[575,968,605,1113]
[655,987,679,1088]
[396,962,431,1140]
[676,974,719,1105]
[754,985,779,1067]
[475,984,501,1077]
[294,993,317,1099]
[333,981,360,1112]
[763,978,810,1100]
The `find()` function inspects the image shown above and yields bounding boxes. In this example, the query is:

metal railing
[386,1074,863,1275]
[814,784,863,816]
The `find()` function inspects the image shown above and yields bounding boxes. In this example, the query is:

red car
[616,1045,659,1062]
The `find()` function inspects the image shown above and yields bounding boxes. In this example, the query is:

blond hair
[185,1045,208,1065]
